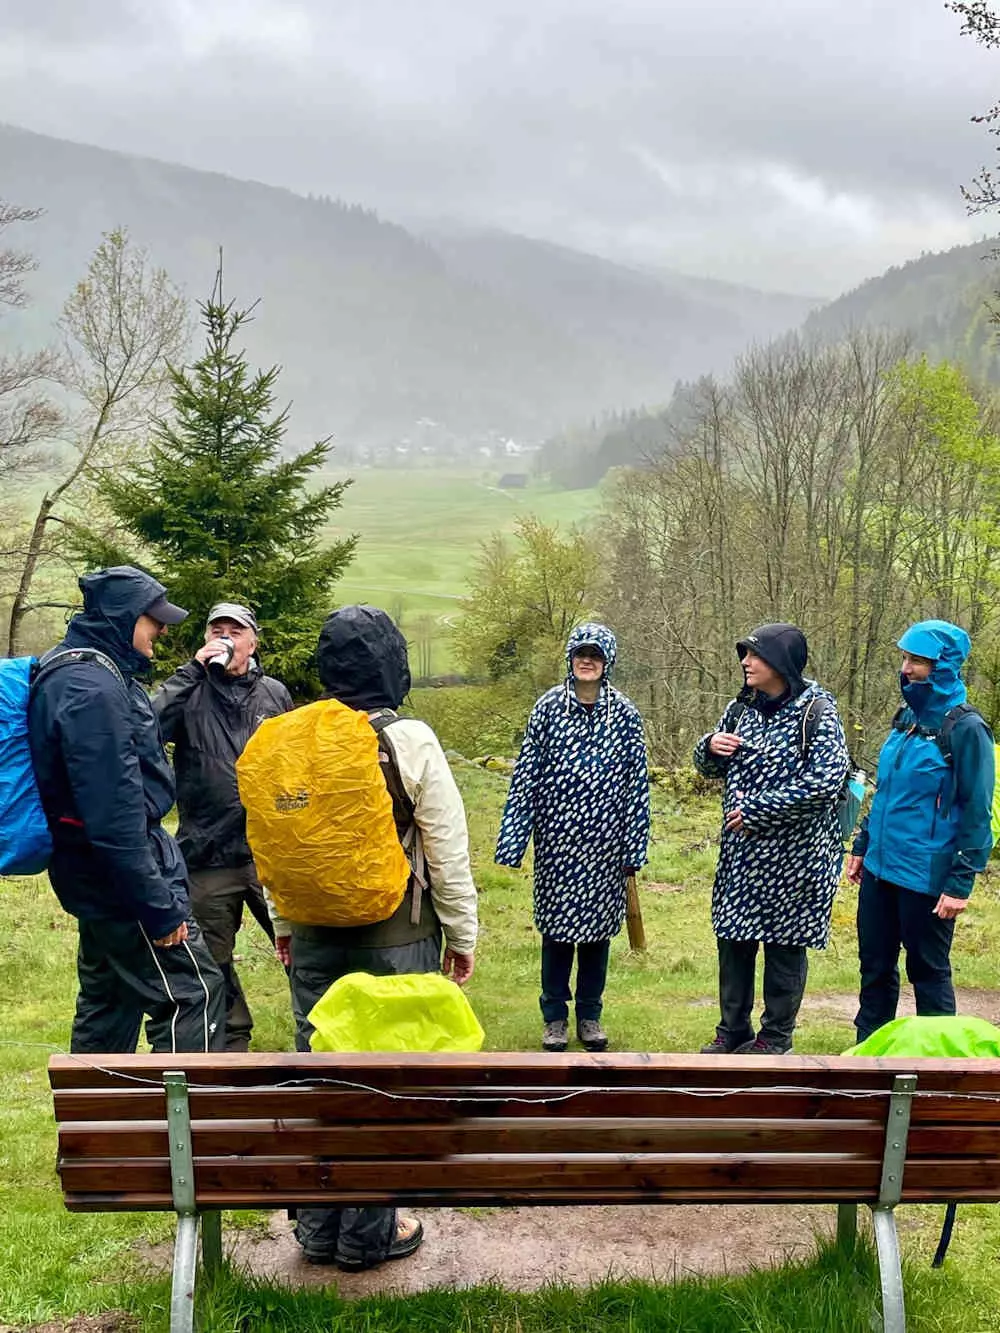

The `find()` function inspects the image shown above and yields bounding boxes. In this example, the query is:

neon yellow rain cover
[308,971,485,1052]
[235,699,410,926]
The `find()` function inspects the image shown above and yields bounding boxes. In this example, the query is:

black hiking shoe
[733,1037,791,1055]
[699,1032,753,1054]
[333,1217,425,1271]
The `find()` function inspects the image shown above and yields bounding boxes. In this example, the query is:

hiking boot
[577,1019,609,1052]
[699,1032,753,1054]
[733,1036,791,1055]
[333,1216,424,1271]
[542,1019,569,1052]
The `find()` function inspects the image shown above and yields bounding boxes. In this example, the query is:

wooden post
[626,875,646,952]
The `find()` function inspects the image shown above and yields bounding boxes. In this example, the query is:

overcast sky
[1,0,998,295]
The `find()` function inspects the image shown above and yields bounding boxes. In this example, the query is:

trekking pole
[625,874,647,952]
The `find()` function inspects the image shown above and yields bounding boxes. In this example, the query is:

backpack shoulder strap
[369,711,425,926]
[937,702,986,764]
[800,694,834,758]
[34,647,126,692]
[725,701,748,733]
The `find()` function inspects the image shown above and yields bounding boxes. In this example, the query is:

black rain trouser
[189,862,275,1051]
[288,929,442,1267]
[715,937,808,1050]
[71,916,227,1054]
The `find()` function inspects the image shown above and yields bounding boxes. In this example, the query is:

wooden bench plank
[50,1051,1000,1091]
[56,1116,887,1159]
[57,1152,884,1198]
[51,1086,899,1123]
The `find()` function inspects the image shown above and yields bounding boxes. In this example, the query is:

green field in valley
[322,467,602,675]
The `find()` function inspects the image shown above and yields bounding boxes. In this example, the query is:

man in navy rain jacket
[847,620,994,1043]
[28,566,226,1053]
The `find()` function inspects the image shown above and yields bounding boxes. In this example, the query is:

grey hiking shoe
[577,1019,609,1052]
[542,1019,569,1052]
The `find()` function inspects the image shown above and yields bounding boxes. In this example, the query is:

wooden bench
[48,1051,1000,1333]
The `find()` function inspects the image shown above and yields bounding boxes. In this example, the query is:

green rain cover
[844,1014,1000,1058]
[308,970,485,1053]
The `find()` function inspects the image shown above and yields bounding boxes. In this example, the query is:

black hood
[64,566,175,677]
[736,622,808,698]
[317,605,411,710]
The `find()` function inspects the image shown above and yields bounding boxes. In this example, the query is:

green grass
[4,769,1000,1329]
[321,467,602,674]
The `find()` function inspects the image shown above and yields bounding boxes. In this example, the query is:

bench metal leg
[170,1213,200,1333]
[836,1202,857,1254]
[872,1206,906,1333]
[201,1210,222,1274]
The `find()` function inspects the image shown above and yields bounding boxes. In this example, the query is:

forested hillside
[804,239,1000,382]
[0,122,815,453]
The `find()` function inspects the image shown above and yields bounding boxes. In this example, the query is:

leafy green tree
[455,516,600,692]
[76,280,355,694]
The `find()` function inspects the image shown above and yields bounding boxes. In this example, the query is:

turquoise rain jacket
[854,621,994,899]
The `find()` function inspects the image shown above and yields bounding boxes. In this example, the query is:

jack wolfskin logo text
[274,790,310,812]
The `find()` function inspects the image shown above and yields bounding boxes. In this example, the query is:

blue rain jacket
[856,621,994,899]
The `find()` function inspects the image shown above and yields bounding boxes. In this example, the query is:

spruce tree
[81,281,355,694]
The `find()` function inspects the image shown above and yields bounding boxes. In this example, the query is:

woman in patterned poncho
[495,623,650,1053]
[693,622,849,1055]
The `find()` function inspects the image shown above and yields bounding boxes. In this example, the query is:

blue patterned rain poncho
[495,623,650,943]
[694,681,849,949]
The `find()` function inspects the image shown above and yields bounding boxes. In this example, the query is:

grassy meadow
[3,767,1000,1329]
[322,466,602,675]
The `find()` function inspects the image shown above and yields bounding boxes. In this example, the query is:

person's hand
[442,948,475,986]
[194,641,228,668]
[709,732,742,758]
[845,854,864,885]
[154,921,189,948]
[274,934,292,967]
[724,807,745,834]
[933,894,969,920]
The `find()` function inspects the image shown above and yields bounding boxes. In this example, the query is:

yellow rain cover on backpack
[235,699,410,926]
[308,971,485,1053]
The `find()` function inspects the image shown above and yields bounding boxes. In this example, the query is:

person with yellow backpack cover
[236,604,478,1271]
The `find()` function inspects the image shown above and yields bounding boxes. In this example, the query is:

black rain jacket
[153,660,292,870]
[28,567,189,939]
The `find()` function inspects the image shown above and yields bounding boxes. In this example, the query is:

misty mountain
[0,123,816,453]
[804,238,1000,381]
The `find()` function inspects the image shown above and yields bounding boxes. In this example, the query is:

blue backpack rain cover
[0,656,51,876]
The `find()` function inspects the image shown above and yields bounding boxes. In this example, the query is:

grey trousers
[188,862,275,1052]
[71,916,226,1054]
[288,930,442,1266]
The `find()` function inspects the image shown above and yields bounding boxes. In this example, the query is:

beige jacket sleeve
[260,883,293,939]
[389,718,479,955]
